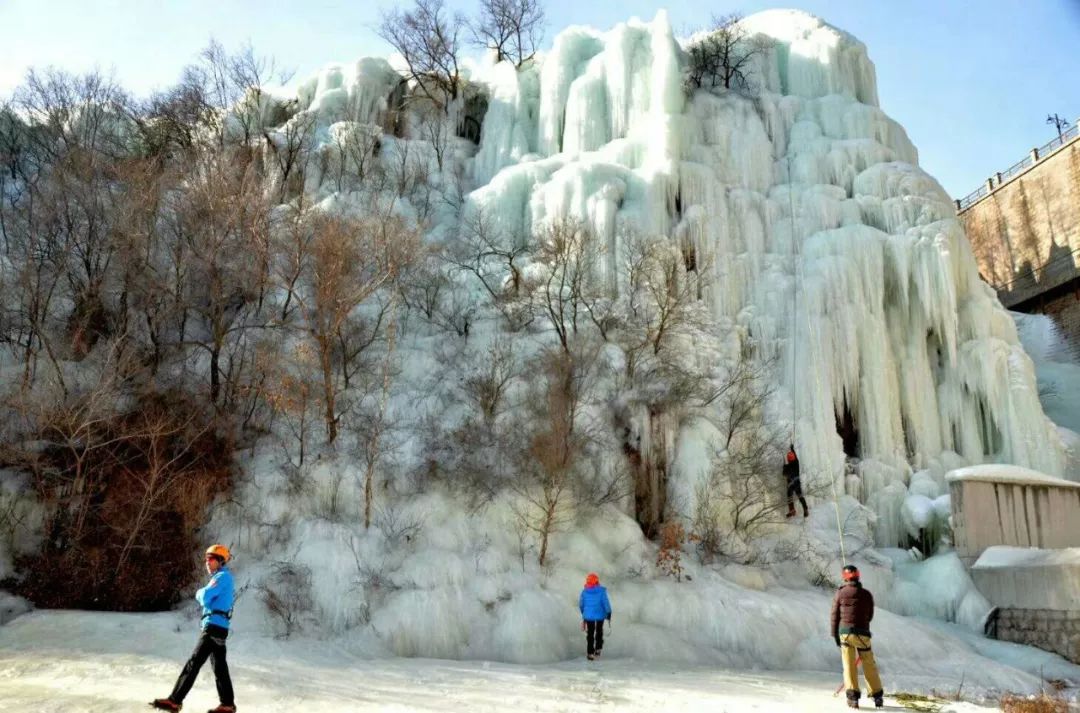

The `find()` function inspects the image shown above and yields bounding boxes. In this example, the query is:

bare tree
[397,252,447,328]
[296,212,418,444]
[3,69,141,385]
[264,342,318,468]
[691,347,789,563]
[471,0,545,67]
[166,151,273,407]
[509,346,597,566]
[460,339,520,427]
[387,139,429,199]
[378,0,465,113]
[415,98,450,172]
[610,232,714,537]
[533,217,601,354]
[444,207,532,330]
[328,122,382,192]
[684,13,772,94]
[112,411,212,574]
[140,80,213,158]
[192,39,294,146]
[616,232,710,385]
[264,111,315,201]
[259,560,315,638]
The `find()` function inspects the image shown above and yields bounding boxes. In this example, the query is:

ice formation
[1013,311,1080,437]
[460,9,1065,539]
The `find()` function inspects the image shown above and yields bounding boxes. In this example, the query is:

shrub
[999,693,1068,713]
[8,390,234,611]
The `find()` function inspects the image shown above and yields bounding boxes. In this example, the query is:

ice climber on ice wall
[784,445,809,518]
[152,545,236,713]
[831,565,883,709]
[578,572,612,661]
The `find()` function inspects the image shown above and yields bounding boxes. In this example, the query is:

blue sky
[1,0,1077,199]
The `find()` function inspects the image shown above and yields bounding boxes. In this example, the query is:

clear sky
[1,0,1077,199]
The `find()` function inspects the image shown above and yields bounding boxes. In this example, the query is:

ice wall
[465,9,1065,531]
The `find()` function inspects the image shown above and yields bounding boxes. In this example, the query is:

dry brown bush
[8,390,234,611]
[999,693,1069,713]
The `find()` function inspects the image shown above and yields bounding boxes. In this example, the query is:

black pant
[585,620,605,656]
[169,624,234,705]
[787,478,808,515]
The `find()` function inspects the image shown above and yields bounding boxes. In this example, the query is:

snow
[0,609,1070,711]
[973,546,1080,570]
[945,464,1080,489]
[971,547,1080,611]
[882,551,993,633]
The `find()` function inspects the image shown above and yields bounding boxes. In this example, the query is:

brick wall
[993,608,1080,664]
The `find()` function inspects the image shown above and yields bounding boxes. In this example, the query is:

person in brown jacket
[830,565,883,709]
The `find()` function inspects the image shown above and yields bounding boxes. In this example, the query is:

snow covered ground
[0,610,1005,712]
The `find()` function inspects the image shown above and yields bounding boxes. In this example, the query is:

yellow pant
[840,633,882,698]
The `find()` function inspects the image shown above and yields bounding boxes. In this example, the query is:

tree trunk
[210,343,221,405]
[320,338,337,443]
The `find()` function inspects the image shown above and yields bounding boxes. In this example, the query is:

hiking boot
[872,692,883,708]
[786,506,797,518]
[150,700,182,712]
[846,700,859,709]
[587,653,596,661]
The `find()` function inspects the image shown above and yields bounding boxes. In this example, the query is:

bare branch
[470,0,545,67]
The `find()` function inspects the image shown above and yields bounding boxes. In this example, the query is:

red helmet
[585,572,599,586]
[786,450,796,463]
[842,565,860,581]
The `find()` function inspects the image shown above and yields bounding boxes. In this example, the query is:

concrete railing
[956,119,1080,212]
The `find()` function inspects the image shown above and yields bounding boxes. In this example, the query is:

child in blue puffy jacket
[578,572,611,660]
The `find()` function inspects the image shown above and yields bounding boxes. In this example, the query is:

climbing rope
[783,150,848,566]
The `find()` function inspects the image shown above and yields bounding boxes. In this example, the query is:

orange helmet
[585,572,599,586]
[842,565,860,581]
[205,544,231,563]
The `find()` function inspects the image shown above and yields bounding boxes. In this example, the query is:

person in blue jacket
[152,544,236,713]
[579,572,612,660]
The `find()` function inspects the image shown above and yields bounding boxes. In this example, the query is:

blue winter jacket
[196,566,234,630]
[579,585,611,622]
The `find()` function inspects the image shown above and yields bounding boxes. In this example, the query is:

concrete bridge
[957,120,1080,355]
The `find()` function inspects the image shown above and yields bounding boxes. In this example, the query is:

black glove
[834,635,841,648]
